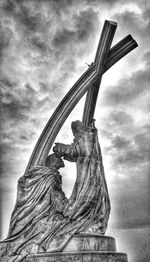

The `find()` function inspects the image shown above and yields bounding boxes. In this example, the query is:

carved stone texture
[53,120,110,236]
[25,252,128,262]
[24,234,128,262]
[62,234,116,252]
[0,121,111,262]
[0,154,68,262]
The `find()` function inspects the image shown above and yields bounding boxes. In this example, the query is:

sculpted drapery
[53,120,110,234]
[0,165,68,261]
[0,120,110,261]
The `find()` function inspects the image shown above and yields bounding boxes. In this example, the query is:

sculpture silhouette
[0,20,138,262]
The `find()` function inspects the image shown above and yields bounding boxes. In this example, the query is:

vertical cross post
[82,25,138,126]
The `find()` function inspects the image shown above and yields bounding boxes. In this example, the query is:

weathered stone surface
[24,235,127,262]
[63,234,116,252]
[25,251,128,262]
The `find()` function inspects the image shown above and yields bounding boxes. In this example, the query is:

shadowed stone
[25,252,128,262]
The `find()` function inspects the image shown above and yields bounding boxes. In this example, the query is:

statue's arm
[53,142,77,162]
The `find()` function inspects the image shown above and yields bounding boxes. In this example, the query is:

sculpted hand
[53,143,65,156]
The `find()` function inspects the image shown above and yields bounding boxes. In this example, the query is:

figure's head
[71,120,88,137]
[45,153,65,170]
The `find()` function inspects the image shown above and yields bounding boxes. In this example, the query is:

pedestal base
[24,235,128,262]
[63,234,116,252]
[25,251,128,262]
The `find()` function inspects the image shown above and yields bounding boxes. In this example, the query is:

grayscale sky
[0,1,150,262]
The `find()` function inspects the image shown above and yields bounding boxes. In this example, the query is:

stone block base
[24,235,128,262]
[25,251,127,262]
[63,234,116,252]
[24,252,128,262]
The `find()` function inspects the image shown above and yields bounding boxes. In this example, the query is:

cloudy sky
[0,0,150,261]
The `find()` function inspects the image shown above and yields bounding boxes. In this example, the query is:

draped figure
[53,120,110,234]
[0,154,68,261]
[0,120,110,261]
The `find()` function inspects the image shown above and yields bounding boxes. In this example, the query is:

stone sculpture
[0,20,138,262]
[0,154,67,261]
[53,120,110,235]
[0,120,110,261]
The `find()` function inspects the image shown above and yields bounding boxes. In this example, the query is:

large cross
[25,20,137,174]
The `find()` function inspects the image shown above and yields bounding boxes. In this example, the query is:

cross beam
[82,33,137,125]
[25,20,137,174]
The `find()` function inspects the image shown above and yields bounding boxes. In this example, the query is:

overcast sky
[0,0,150,261]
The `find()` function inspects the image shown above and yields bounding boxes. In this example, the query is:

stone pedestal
[25,234,128,262]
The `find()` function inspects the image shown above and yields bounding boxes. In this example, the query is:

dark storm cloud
[100,103,150,230]
[106,121,150,168]
[0,140,19,179]
[99,111,134,145]
[0,30,10,59]
[103,115,150,230]
[30,36,48,52]
[0,81,59,137]
[103,60,150,106]
[0,77,17,89]
[52,29,75,49]
[1,100,29,121]
[1,0,51,56]
[39,82,49,93]
[113,6,150,40]
[0,0,100,86]
[0,83,35,121]
[85,0,127,7]
[116,146,149,166]
[3,0,40,32]
[111,135,130,150]
[101,50,150,171]
[52,7,99,55]
[0,0,101,100]
[0,79,44,174]
[110,111,133,126]
[74,8,98,41]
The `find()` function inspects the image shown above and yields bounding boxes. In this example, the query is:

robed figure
[0,120,110,261]
[53,120,110,234]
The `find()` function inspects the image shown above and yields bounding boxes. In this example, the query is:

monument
[0,20,138,262]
